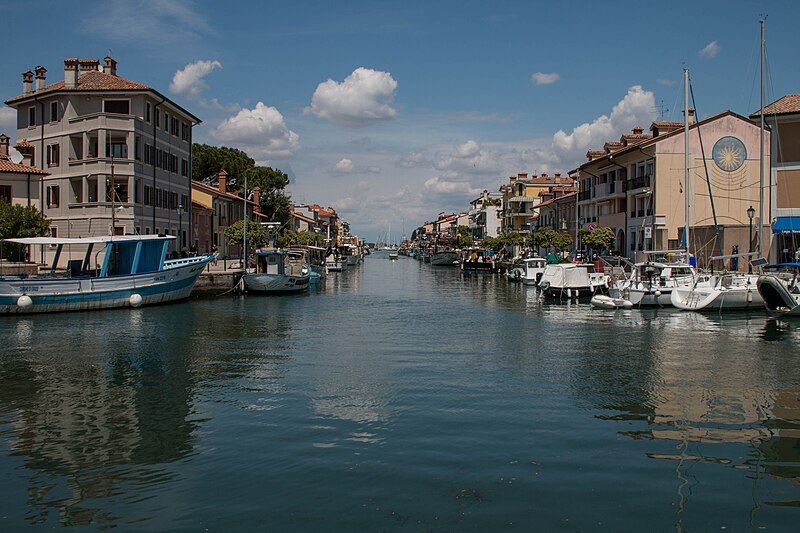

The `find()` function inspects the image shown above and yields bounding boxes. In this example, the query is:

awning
[772,216,800,234]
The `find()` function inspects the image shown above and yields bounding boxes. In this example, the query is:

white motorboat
[0,235,213,314]
[243,249,310,293]
[538,263,608,298]
[521,257,547,286]
[388,250,399,260]
[671,273,763,311]
[616,261,695,306]
[757,269,800,317]
[325,256,345,272]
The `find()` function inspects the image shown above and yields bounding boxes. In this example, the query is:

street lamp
[178,202,185,252]
[747,205,755,273]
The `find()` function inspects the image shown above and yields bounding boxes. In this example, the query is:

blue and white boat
[242,249,310,293]
[0,235,214,314]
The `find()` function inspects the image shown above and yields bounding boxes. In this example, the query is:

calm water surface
[1,253,800,531]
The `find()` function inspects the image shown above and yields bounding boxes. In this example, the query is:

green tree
[579,226,615,253]
[277,230,320,248]
[224,219,269,249]
[0,201,50,261]
[456,225,473,248]
[192,143,255,183]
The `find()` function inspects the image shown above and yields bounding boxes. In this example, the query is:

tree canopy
[579,226,616,252]
[277,230,321,248]
[192,143,255,184]
[456,225,473,248]
[0,201,50,261]
[223,219,269,249]
[529,227,573,251]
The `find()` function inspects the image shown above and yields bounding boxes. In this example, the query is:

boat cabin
[255,249,307,276]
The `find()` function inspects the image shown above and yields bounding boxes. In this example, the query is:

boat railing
[164,255,214,269]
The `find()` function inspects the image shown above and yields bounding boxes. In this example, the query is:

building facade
[468,191,502,239]
[573,113,770,265]
[499,172,573,233]
[4,56,200,264]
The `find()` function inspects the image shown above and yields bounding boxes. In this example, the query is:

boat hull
[671,280,763,311]
[757,275,800,317]
[0,256,213,314]
[431,252,459,266]
[243,272,310,293]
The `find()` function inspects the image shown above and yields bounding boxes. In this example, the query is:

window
[135,179,141,203]
[106,141,128,159]
[28,106,35,127]
[107,180,128,203]
[145,102,151,123]
[0,185,11,204]
[144,185,152,206]
[155,109,160,128]
[70,178,83,203]
[135,136,141,160]
[87,178,98,202]
[103,99,130,114]
[171,116,179,136]
[47,144,60,166]
[49,227,58,247]
[145,227,151,235]
[46,185,60,208]
[163,112,169,132]
[181,122,189,141]
[50,101,58,122]
[181,158,188,177]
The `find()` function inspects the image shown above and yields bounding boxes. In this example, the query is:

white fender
[129,293,143,307]
[17,294,33,308]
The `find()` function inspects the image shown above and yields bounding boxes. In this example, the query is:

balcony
[578,190,591,201]
[627,174,651,190]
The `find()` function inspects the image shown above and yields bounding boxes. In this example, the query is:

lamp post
[747,205,755,273]
[178,202,185,252]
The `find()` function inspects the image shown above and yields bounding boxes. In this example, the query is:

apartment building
[573,112,769,265]
[750,93,800,262]
[468,190,501,239]
[499,172,573,233]
[4,56,200,264]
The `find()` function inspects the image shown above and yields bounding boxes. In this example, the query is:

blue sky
[1,0,798,239]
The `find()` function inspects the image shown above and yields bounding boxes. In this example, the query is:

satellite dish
[8,147,24,165]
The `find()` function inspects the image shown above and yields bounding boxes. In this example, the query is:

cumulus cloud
[170,59,222,97]
[0,106,15,132]
[331,157,381,175]
[424,176,481,196]
[699,40,721,59]
[546,85,656,165]
[400,139,542,177]
[306,67,398,126]
[214,102,299,160]
[532,72,560,85]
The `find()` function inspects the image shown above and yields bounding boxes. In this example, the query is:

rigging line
[689,80,719,233]
[741,27,760,115]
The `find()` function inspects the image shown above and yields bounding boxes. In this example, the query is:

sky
[1,0,799,240]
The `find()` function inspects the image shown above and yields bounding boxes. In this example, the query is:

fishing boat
[757,265,800,317]
[461,248,496,273]
[0,235,213,314]
[431,249,459,266]
[242,249,310,293]
[538,263,608,299]
[521,257,547,286]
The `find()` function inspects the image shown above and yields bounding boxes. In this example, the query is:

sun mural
[711,136,747,172]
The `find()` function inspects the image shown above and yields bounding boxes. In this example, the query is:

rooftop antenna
[654,99,669,119]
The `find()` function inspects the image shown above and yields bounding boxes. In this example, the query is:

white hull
[243,272,310,293]
[757,275,800,317]
[671,275,763,311]
[0,256,212,314]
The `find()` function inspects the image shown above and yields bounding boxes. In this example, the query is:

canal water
[1,252,800,531]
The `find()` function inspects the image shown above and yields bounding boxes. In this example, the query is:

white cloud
[214,102,300,161]
[170,59,222,97]
[306,67,398,126]
[0,106,15,133]
[424,176,480,196]
[85,0,212,45]
[546,85,656,165]
[331,157,381,175]
[532,72,560,85]
[657,79,675,86]
[400,139,543,178]
[699,40,721,59]
[336,196,359,212]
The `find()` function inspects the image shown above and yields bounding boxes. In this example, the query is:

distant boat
[242,249,310,293]
[388,250,399,259]
[460,248,495,273]
[1,235,213,314]
[431,250,459,266]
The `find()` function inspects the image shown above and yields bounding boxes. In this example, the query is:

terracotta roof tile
[750,93,800,117]
[6,70,150,103]
[0,154,49,175]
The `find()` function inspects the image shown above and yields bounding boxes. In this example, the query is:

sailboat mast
[683,68,691,259]
[758,18,765,259]
[243,172,248,268]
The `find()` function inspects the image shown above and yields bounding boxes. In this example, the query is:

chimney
[217,169,228,193]
[687,108,696,125]
[64,58,79,88]
[252,186,261,211]
[103,56,117,76]
[632,125,644,135]
[34,66,47,91]
[0,134,9,156]
[554,172,562,182]
[510,174,517,181]
[78,58,99,72]
[22,70,33,94]
[540,172,548,179]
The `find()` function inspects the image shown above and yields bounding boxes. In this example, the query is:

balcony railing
[578,190,591,201]
[627,174,652,190]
